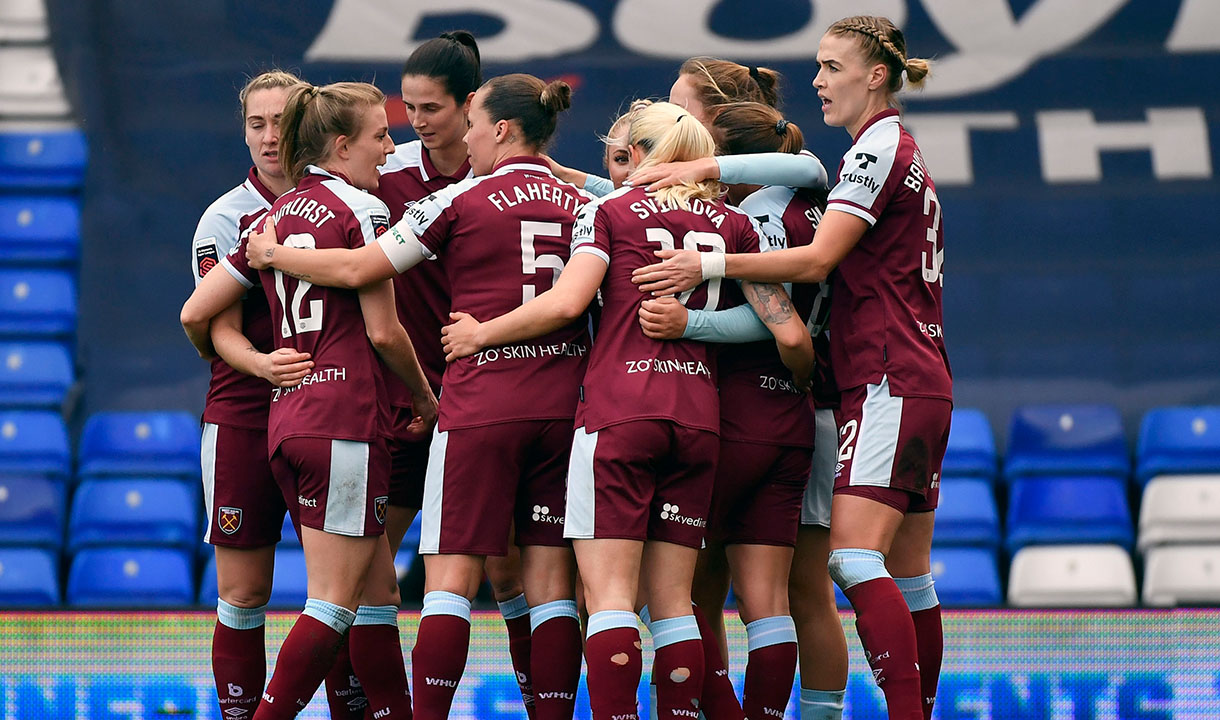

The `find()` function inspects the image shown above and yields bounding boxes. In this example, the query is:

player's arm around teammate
[633,17,949,720]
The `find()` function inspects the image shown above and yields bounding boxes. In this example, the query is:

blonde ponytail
[629,102,720,210]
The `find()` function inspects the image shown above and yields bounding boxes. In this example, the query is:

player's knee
[827,548,888,593]
[220,585,272,609]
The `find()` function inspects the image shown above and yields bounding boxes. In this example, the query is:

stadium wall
[2,609,1214,719]
[40,0,1220,433]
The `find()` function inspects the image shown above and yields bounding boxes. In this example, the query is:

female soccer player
[638,102,849,720]
[440,101,813,720]
[182,81,435,720]
[631,16,949,720]
[669,56,781,125]
[246,73,591,720]
[187,69,314,720]
[377,32,540,716]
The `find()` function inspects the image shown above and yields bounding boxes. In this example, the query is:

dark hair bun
[539,81,572,114]
[439,30,481,64]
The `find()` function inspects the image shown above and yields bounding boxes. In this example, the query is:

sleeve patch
[370,212,389,237]
[195,237,219,277]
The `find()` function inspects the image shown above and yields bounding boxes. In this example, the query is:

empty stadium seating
[1143,545,1220,606]
[0,46,69,117]
[1008,545,1137,607]
[77,411,200,480]
[0,409,69,480]
[0,474,62,547]
[1137,475,1220,551]
[0,341,72,408]
[1136,407,1220,486]
[933,477,1000,547]
[66,547,193,608]
[1006,476,1134,554]
[67,479,198,553]
[930,547,1003,606]
[0,195,80,263]
[1004,404,1130,481]
[0,127,86,189]
[0,0,49,43]
[0,547,58,605]
[197,547,307,609]
[941,408,998,481]
[0,269,75,338]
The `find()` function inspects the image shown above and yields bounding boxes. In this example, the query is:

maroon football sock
[585,620,643,720]
[653,639,704,720]
[843,577,923,720]
[691,607,744,720]
[502,608,536,718]
[324,634,368,719]
[212,621,265,718]
[253,614,347,720]
[912,605,943,720]
[742,641,797,720]
[530,614,582,720]
[350,616,411,719]
[411,612,471,720]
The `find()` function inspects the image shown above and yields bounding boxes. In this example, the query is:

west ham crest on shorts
[218,506,242,535]
[374,496,388,525]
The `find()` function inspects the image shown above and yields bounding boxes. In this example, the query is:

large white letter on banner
[305,0,598,63]
[613,0,904,60]
[1036,108,1212,183]
[916,0,1127,99]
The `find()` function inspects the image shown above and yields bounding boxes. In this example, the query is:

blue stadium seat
[0,341,73,408]
[0,475,64,548]
[0,548,59,606]
[67,479,198,553]
[280,511,300,546]
[933,478,1000,548]
[66,547,194,608]
[941,408,997,481]
[0,269,76,338]
[78,411,200,480]
[930,547,1003,607]
[198,553,218,605]
[0,195,80,263]
[0,129,87,189]
[1006,476,1134,554]
[1003,404,1130,482]
[0,410,69,480]
[269,547,308,609]
[1136,407,1220,486]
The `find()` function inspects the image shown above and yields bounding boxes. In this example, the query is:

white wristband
[700,251,726,281]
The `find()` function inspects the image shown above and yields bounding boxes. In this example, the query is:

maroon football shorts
[832,376,951,513]
[418,419,573,556]
[270,436,390,537]
[201,422,285,548]
[565,420,719,549]
[387,404,430,509]
[710,439,810,547]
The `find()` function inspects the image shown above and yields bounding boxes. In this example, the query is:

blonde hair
[678,57,781,112]
[712,102,804,156]
[629,102,720,210]
[239,70,306,119]
[827,16,930,100]
[600,99,653,148]
[278,81,386,185]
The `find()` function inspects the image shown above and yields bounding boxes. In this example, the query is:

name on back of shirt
[628,197,725,228]
[487,181,581,213]
[272,195,337,228]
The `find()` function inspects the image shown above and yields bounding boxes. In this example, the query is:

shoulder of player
[581,184,634,215]
[379,140,423,176]
[738,185,795,218]
[846,117,902,176]
[198,182,262,231]
[319,177,391,218]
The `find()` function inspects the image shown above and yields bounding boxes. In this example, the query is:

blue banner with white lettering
[44,0,1220,426]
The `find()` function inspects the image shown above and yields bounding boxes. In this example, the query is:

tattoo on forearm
[283,270,311,281]
[245,345,258,354]
[746,282,795,324]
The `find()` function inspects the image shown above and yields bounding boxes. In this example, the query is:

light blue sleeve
[717,152,828,189]
[583,174,616,197]
[682,302,772,343]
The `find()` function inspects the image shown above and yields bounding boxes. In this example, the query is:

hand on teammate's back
[440,311,483,361]
[259,347,313,388]
[632,249,702,296]
[637,296,687,339]
[246,216,279,270]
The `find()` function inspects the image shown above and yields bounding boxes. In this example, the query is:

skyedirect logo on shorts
[659,503,706,528]
[531,505,563,525]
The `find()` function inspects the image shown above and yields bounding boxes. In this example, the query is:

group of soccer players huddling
[181,13,952,720]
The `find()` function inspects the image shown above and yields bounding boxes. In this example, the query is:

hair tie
[775,119,788,135]
[748,66,761,82]
[675,113,688,123]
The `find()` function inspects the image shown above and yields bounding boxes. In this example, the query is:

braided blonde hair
[827,16,930,96]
